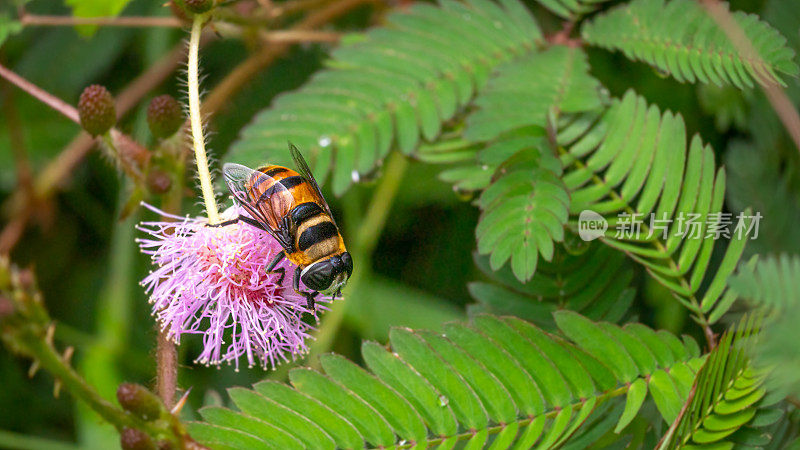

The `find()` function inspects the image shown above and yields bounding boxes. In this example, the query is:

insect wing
[289,143,337,227]
[222,163,293,250]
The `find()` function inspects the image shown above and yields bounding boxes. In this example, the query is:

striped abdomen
[246,165,346,266]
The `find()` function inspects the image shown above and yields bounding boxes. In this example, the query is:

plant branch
[0,259,202,447]
[0,261,149,434]
[0,83,33,196]
[188,14,220,224]
[19,14,183,28]
[202,0,376,116]
[0,35,200,254]
[0,63,80,124]
[700,0,800,154]
[354,151,409,255]
[156,330,177,409]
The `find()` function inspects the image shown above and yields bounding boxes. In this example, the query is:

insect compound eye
[340,252,353,277]
[301,261,335,291]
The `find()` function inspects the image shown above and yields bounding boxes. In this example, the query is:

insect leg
[265,251,286,284]
[292,266,318,310]
[205,215,268,232]
[304,292,318,310]
[206,218,239,228]
[238,215,270,232]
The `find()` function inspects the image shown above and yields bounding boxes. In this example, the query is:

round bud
[147,95,184,139]
[147,170,173,195]
[116,383,163,421]
[78,85,116,137]
[181,0,215,14]
[120,428,156,450]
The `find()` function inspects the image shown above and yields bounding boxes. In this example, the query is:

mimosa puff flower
[136,204,327,369]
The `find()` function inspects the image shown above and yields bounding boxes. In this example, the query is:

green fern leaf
[465,46,604,142]
[191,314,704,449]
[728,254,800,400]
[470,242,636,325]
[465,46,604,281]
[555,90,752,326]
[533,0,614,20]
[581,0,798,88]
[656,315,774,450]
[227,0,542,195]
[727,254,800,311]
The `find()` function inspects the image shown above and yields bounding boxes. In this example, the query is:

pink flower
[136,204,328,370]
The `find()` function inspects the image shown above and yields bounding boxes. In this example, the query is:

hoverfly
[222,144,353,309]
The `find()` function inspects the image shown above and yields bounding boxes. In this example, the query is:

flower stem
[156,330,177,409]
[187,14,220,224]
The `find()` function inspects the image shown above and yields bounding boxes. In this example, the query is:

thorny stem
[0,63,80,124]
[188,14,220,224]
[26,336,151,432]
[0,34,197,254]
[0,267,152,434]
[1,0,365,254]
[0,260,194,447]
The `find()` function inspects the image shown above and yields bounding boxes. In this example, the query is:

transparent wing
[289,143,337,227]
[222,162,293,250]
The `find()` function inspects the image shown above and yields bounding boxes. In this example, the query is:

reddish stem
[0,64,80,124]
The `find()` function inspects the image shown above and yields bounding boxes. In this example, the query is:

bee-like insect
[222,144,353,309]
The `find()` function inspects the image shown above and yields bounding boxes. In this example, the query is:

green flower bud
[78,85,116,137]
[147,95,184,139]
[180,0,215,14]
[116,383,164,421]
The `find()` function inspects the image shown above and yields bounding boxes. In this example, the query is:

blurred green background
[1,0,798,448]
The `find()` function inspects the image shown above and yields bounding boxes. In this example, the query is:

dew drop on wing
[438,395,449,407]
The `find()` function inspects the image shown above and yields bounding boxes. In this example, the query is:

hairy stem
[0,63,80,124]
[0,36,196,254]
[187,14,220,224]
